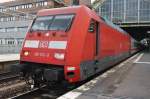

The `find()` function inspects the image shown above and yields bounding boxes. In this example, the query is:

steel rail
[9,85,46,99]
[0,72,20,83]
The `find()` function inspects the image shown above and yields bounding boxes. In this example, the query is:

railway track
[0,71,74,99]
[0,71,26,99]
[0,72,20,83]
[9,85,70,99]
[10,86,45,99]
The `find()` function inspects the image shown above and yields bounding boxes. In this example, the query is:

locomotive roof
[37,5,100,21]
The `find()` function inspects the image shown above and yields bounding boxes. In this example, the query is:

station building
[98,0,150,24]
[97,0,150,41]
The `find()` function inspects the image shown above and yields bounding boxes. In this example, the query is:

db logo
[39,41,49,48]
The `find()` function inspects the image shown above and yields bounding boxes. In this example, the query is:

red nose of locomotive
[21,31,67,65]
[20,14,74,65]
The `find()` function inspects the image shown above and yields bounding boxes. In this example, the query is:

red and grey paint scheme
[12,5,139,85]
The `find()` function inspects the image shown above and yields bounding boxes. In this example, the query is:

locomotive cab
[19,14,75,85]
[21,14,74,65]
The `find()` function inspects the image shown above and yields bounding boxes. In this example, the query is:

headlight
[24,51,29,56]
[67,67,76,71]
[54,53,65,60]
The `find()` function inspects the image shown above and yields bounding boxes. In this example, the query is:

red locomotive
[12,5,139,86]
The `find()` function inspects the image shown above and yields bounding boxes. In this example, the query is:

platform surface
[113,52,150,99]
[0,54,20,62]
[58,51,150,99]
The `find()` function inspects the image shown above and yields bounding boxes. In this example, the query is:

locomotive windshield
[31,14,74,32]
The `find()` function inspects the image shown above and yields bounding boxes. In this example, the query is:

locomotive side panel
[100,22,130,59]
[78,19,131,81]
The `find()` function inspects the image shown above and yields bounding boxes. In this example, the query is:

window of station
[3,9,6,12]
[18,27,28,32]
[0,39,4,45]
[44,1,48,6]
[24,5,27,9]
[9,6,16,11]
[0,8,6,12]
[19,15,27,20]
[36,1,47,7]
[36,2,39,7]
[9,7,13,10]
[29,4,33,8]
[20,4,32,9]
[17,38,24,45]
[5,39,16,45]
[0,17,16,22]
[21,5,25,9]
[6,27,17,32]
[8,41,14,45]
[100,0,111,20]
[0,8,3,12]
[0,38,24,46]
[41,2,45,6]
[0,40,2,45]
[0,18,3,22]
[0,39,6,45]
[6,17,10,21]
[0,28,6,32]
[1,27,28,32]
[16,6,19,10]
[6,17,16,21]
[0,3,34,13]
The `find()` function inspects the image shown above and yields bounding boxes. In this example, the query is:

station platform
[58,51,150,99]
[0,54,20,71]
[0,54,20,62]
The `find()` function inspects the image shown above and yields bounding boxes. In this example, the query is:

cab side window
[88,20,95,33]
